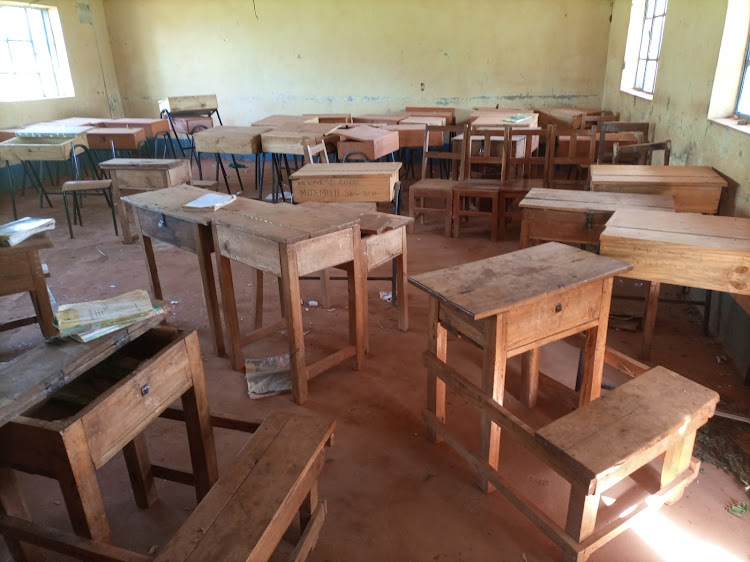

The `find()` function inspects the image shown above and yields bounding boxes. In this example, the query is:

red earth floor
[0,159,749,562]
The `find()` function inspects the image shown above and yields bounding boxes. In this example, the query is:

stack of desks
[600,209,750,359]
[0,233,56,339]
[99,158,193,244]
[589,164,727,214]
[519,188,675,248]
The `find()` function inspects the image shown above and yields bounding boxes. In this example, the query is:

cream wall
[0,0,122,128]
[103,0,613,124]
[602,0,750,217]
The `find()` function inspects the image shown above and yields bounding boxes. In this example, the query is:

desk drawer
[524,208,610,246]
[136,207,198,252]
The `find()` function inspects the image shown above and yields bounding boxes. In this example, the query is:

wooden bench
[421,357,719,562]
[0,411,335,562]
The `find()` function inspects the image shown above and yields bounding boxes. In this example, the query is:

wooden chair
[408,124,468,237]
[305,141,329,164]
[61,144,118,239]
[452,127,507,241]
[596,121,651,164]
[497,125,552,236]
[0,411,335,562]
[613,140,671,165]
[547,125,597,190]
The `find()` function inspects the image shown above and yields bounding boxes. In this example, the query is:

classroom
[0,0,749,560]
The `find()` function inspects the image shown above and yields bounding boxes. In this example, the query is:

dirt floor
[1,159,749,562]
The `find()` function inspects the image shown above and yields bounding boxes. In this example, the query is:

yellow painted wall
[103,0,613,124]
[602,0,750,217]
[0,0,122,129]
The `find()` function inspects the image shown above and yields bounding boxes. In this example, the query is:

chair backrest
[613,140,671,165]
[547,125,598,187]
[420,124,469,181]
[304,141,329,164]
[501,125,552,185]
[580,111,620,129]
[597,121,651,163]
[465,126,507,179]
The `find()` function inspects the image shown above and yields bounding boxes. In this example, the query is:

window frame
[735,34,750,118]
[632,0,668,95]
[0,2,75,102]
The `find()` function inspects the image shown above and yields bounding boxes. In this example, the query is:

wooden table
[99,158,192,244]
[0,314,217,546]
[589,164,727,214]
[212,198,367,405]
[0,233,56,339]
[600,209,750,359]
[121,184,227,356]
[520,189,675,248]
[557,132,637,159]
[301,201,412,336]
[409,243,631,491]
[193,126,271,192]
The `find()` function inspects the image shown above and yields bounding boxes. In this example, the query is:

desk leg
[520,216,531,249]
[0,467,47,561]
[661,429,697,504]
[28,251,56,338]
[213,224,244,372]
[182,332,218,501]
[642,281,660,361]
[349,227,366,370]
[520,348,540,408]
[195,226,225,357]
[58,420,112,543]
[280,245,309,405]
[111,177,134,244]
[579,278,614,407]
[134,214,162,300]
[565,482,600,558]
[426,298,447,444]
[122,434,157,508]
[478,314,507,493]
[397,228,409,332]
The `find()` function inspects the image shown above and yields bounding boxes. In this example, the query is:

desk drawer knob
[555,303,563,313]
[158,214,167,228]
[141,384,150,396]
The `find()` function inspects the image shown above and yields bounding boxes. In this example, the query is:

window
[0,3,74,102]
[737,35,750,117]
[633,0,668,94]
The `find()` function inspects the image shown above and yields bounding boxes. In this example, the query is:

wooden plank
[536,366,718,492]
[99,158,187,171]
[520,188,674,212]
[408,242,630,320]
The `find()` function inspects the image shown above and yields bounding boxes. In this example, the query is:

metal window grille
[633,0,668,95]
[736,34,750,118]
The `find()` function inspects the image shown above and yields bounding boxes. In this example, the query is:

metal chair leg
[62,192,75,239]
[106,187,118,236]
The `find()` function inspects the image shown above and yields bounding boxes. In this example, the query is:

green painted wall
[0,0,122,128]
[102,0,613,123]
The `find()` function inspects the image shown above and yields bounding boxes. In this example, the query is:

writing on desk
[295,178,359,187]
[296,187,379,199]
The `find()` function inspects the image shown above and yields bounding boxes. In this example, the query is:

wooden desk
[99,158,192,244]
[600,209,750,359]
[194,126,272,192]
[520,189,675,248]
[86,127,146,151]
[453,132,535,159]
[0,324,217,545]
[536,106,601,128]
[557,132,637,159]
[382,124,442,148]
[336,126,399,161]
[589,164,727,214]
[122,185,227,356]
[301,201,412,335]
[470,112,539,128]
[100,118,170,138]
[290,162,401,205]
[400,115,447,126]
[251,114,311,127]
[302,113,352,123]
[405,107,456,125]
[0,233,56,339]
[409,243,630,489]
[352,113,409,124]
[212,198,367,404]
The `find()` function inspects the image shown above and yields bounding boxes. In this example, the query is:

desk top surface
[263,122,342,135]
[193,126,271,138]
[353,113,410,124]
[122,184,222,225]
[0,232,53,254]
[291,162,402,179]
[0,310,167,428]
[212,196,363,245]
[105,118,167,125]
[251,114,311,127]
[408,242,631,320]
[590,165,727,186]
[99,158,187,170]
[536,366,718,486]
[87,127,146,136]
[520,188,675,213]
[602,209,750,250]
